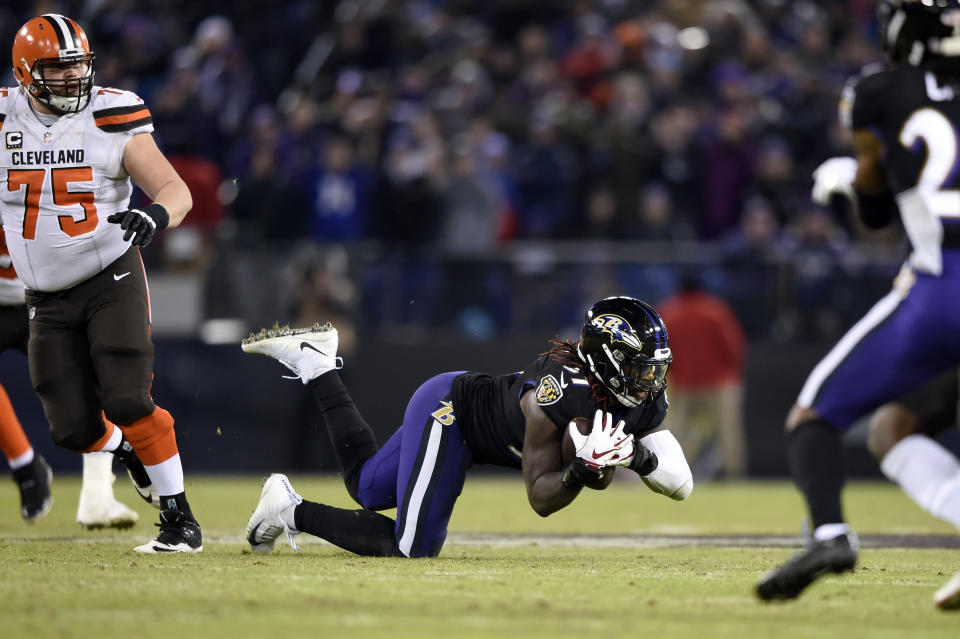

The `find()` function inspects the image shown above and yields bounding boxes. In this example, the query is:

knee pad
[637,430,693,501]
[53,428,102,452]
[102,392,154,426]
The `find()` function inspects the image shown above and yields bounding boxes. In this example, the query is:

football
[561,416,592,465]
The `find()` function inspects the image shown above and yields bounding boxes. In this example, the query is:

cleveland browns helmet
[12,14,95,113]
[577,296,672,408]
[878,0,960,66]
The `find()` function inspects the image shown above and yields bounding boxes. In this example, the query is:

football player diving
[242,296,692,558]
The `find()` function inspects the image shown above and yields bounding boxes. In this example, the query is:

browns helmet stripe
[59,16,82,48]
[41,15,69,50]
[42,14,83,51]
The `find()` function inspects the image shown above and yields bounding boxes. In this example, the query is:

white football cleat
[241,322,341,384]
[246,473,302,553]
[77,452,139,529]
[935,570,960,610]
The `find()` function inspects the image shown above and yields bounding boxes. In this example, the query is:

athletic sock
[309,371,379,501]
[0,383,30,464]
[787,418,846,529]
[881,433,960,530]
[294,500,402,557]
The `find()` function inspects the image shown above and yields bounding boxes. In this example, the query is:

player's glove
[107,203,170,247]
[811,156,857,205]
[568,410,635,470]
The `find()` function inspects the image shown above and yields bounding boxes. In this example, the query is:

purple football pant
[354,371,471,557]
[798,255,960,429]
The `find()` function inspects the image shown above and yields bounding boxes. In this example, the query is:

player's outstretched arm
[520,391,587,517]
[122,133,193,228]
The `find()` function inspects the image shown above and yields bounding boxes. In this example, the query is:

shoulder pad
[91,87,152,133]
[840,65,892,129]
[0,87,12,130]
[534,366,598,429]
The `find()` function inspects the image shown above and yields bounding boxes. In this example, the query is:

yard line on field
[3,532,959,548]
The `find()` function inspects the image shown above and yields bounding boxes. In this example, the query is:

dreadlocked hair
[541,337,614,411]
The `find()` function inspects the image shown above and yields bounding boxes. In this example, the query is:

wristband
[628,444,659,476]
[561,459,602,489]
[145,203,170,231]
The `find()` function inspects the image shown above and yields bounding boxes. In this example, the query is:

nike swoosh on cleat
[247,522,263,545]
[113,272,131,281]
[299,342,328,356]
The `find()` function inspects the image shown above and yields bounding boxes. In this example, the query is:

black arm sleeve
[854,187,899,229]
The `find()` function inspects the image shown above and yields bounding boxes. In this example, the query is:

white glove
[568,410,635,470]
[811,156,857,205]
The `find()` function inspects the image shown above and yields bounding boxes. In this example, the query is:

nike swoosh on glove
[107,203,170,247]
[568,409,635,470]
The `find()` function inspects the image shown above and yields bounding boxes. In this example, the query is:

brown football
[561,416,592,465]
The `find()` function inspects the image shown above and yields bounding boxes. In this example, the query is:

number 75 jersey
[0,85,153,292]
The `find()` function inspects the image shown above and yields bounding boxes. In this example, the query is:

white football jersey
[0,85,154,292]
[0,228,25,305]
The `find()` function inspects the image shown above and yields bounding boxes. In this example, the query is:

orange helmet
[12,14,95,113]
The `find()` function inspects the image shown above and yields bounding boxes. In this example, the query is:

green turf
[0,475,957,638]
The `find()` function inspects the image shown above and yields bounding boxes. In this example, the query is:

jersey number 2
[899,107,960,218]
[7,167,98,239]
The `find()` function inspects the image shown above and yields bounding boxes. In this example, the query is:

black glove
[628,441,659,476]
[561,458,603,489]
[107,203,169,247]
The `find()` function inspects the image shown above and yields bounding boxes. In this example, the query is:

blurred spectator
[513,118,579,238]
[307,135,371,242]
[722,196,786,337]
[658,274,748,479]
[230,147,308,245]
[439,141,499,255]
[695,107,756,240]
[631,183,695,242]
[780,205,852,339]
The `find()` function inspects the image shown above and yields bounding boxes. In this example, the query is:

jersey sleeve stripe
[93,105,150,121]
[96,115,153,133]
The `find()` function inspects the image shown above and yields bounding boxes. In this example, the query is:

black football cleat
[12,453,53,522]
[756,531,859,601]
[134,509,203,553]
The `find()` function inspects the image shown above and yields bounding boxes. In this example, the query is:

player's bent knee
[52,428,100,452]
[101,394,154,426]
[786,404,819,433]
[637,430,694,501]
[867,403,919,461]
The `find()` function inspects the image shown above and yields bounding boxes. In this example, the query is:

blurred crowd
[1,0,909,340]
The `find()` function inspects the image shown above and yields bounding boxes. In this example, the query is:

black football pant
[26,247,155,451]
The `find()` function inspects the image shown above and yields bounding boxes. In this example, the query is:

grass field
[1,475,958,638]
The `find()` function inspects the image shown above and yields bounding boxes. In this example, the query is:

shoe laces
[154,511,197,545]
[281,516,300,551]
